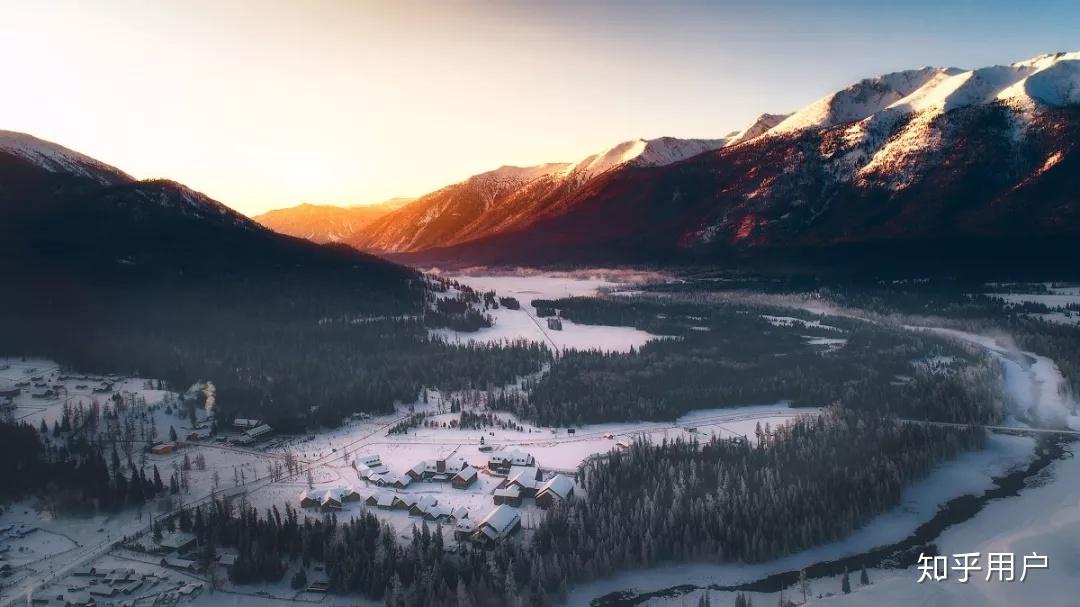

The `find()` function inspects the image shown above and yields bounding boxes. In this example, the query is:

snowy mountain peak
[566,137,728,179]
[0,130,130,185]
[764,52,1080,140]
[471,163,572,185]
[767,67,962,136]
[727,113,792,146]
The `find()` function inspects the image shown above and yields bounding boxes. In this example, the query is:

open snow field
[0,356,200,439]
[430,273,663,353]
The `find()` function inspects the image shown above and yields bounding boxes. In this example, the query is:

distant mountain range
[257,51,1080,273]
[253,198,413,244]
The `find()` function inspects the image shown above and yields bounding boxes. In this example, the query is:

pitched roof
[506,466,539,488]
[425,505,452,519]
[537,474,574,500]
[493,485,521,498]
[478,505,520,535]
[414,495,438,510]
[453,466,478,481]
[488,449,533,464]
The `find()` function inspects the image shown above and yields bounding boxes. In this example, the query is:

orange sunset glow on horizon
[3,0,1075,216]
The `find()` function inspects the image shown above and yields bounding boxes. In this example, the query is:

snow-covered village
[5,3,1080,607]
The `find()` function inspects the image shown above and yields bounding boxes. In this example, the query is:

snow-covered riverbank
[904,326,1078,428]
[567,432,1036,606]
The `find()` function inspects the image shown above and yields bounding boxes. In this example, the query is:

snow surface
[985,292,1080,308]
[0,357,204,439]
[726,113,791,146]
[905,327,1078,428]
[0,130,129,185]
[431,274,663,353]
[768,429,1080,607]
[564,136,727,179]
[767,67,961,136]
[766,52,1080,140]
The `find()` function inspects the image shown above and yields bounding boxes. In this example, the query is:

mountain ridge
[354,50,1080,274]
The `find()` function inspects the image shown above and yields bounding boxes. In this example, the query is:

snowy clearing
[431,274,664,353]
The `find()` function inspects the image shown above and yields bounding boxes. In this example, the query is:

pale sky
[3,0,1078,216]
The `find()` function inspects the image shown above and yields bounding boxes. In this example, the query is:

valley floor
[3,273,1079,607]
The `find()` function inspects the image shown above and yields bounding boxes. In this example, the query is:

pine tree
[860,565,870,586]
[799,568,809,603]
[290,568,308,590]
[169,425,178,442]
[841,569,851,594]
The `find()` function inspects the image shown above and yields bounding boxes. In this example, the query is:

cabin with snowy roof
[453,518,477,541]
[452,466,478,489]
[492,485,522,507]
[535,474,575,509]
[409,495,439,517]
[475,505,521,544]
[448,506,469,523]
[487,449,535,475]
[232,418,260,430]
[501,465,542,496]
[356,454,389,475]
[407,456,470,481]
[424,505,453,521]
[388,473,412,489]
[319,491,342,511]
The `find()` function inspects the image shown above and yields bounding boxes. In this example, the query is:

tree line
[0,420,165,513]
[176,408,980,606]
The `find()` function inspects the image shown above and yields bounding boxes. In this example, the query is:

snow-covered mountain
[347,135,737,253]
[565,137,728,179]
[765,67,963,136]
[377,51,1080,271]
[0,130,131,186]
[726,113,791,146]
